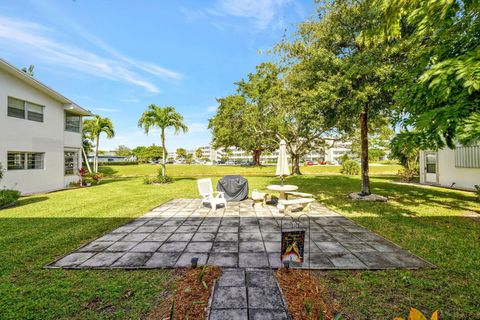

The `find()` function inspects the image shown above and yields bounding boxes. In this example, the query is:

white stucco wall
[420,148,480,190]
[0,70,82,194]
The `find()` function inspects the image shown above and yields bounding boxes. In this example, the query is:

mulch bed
[275,269,340,320]
[147,266,221,320]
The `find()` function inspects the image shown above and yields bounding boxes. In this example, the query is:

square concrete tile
[216,233,238,242]
[264,242,281,253]
[262,232,280,242]
[315,241,348,253]
[306,253,334,268]
[96,233,127,242]
[247,287,284,309]
[145,252,181,267]
[355,252,398,268]
[176,225,198,233]
[122,233,150,242]
[134,226,157,233]
[239,242,265,253]
[240,232,263,242]
[53,252,95,267]
[197,225,218,233]
[218,226,238,233]
[212,286,247,309]
[326,252,367,268]
[342,242,376,252]
[249,309,289,320]
[185,242,213,253]
[218,269,245,287]
[158,241,189,252]
[246,271,276,287]
[78,241,114,252]
[80,252,124,267]
[208,253,238,267]
[209,309,248,320]
[168,233,194,242]
[212,241,238,253]
[239,253,269,268]
[105,241,138,252]
[130,242,162,252]
[156,226,178,233]
[112,252,152,267]
[175,253,208,267]
[192,232,216,242]
[145,232,172,242]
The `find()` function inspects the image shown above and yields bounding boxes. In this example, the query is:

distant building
[419,144,480,190]
[87,152,136,163]
[193,139,357,164]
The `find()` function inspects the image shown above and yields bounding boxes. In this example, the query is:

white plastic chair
[197,178,227,210]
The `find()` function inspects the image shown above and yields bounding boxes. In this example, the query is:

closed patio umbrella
[276,140,290,185]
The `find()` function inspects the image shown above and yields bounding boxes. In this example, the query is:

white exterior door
[424,152,438,184]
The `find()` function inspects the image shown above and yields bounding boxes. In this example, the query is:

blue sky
[0,0,315,151]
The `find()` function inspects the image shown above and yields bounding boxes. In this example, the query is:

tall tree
[176,148,187,159]
[194,148,203,159]
[138,105,188,177]
[370,0,480,148]
[280,0,403,193]
[115,145,132,157]
[83,115,115,173]
[208,94,276,166]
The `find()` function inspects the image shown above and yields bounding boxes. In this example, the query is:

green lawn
[0,165,478,319]
[98,163,402,177]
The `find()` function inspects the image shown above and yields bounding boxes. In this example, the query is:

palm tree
[138,105,188,176]
[83,115,115,173]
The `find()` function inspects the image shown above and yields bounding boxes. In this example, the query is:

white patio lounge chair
[197,178,227,210]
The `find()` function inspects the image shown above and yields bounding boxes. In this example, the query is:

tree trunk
[82,147,92,173]
[291,153,302,175]
[94,135,100,173]
[360,105,371,195]
[161,128,166,177]
[252,149,262,166]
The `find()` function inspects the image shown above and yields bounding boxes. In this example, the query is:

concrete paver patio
[48,198,434,270]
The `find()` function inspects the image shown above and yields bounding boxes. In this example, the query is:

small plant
[83,172,103,186]
[143,177,156,185]
[199,265,209,289]
[169,300,175,320]
[340,160,360,175]
[394,308,438,320]
[0,189,21,208]
[156,174,174,184]
[397,168,419,182]
[303,297,315,315]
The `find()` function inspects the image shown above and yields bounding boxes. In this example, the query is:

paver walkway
[48,198,434,269]
[208,269,289,320]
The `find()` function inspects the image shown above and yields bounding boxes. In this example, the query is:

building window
[7,152,44,170]
[27,102,44,122]
[64,151,79,175]
[455,145,480,168]
[7,97,25,119]
[65,113,81,132]
[7,97,44,122]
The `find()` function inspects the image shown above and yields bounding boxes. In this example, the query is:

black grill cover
[217,175,249,201]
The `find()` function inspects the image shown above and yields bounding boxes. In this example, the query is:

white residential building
[195,139,355,164]
[420,145,480,190]
[0,59,92,194]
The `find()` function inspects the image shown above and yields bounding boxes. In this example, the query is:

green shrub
[83,172,103,185]
[340,160,360,175]
[397,168,418,182]
[143,170,174,184]
[0,189,21,208]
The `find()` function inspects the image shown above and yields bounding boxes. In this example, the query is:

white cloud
[0,16,181,93]
[207,105,218,112]
[93,108,119,113]
[181,0,294,31]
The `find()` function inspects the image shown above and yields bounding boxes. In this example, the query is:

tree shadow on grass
[15,196,49,207]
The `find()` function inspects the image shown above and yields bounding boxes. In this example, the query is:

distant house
[0,58,92,194]
[419,144,480,190]
[87,153,136,163]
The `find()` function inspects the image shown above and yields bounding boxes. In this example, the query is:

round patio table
[266,184,298,200]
